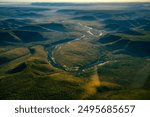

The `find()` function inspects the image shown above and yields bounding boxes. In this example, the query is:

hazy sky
[1,0,150,3]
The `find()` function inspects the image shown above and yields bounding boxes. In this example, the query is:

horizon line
[0,1,150,3]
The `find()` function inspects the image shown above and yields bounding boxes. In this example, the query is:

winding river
[47,22,105,72]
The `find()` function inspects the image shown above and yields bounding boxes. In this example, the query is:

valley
[0,2,150,99]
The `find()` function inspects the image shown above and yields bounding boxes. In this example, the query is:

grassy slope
[53,40,100,68]
[0,45,87,100]
[88,59,150,100]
